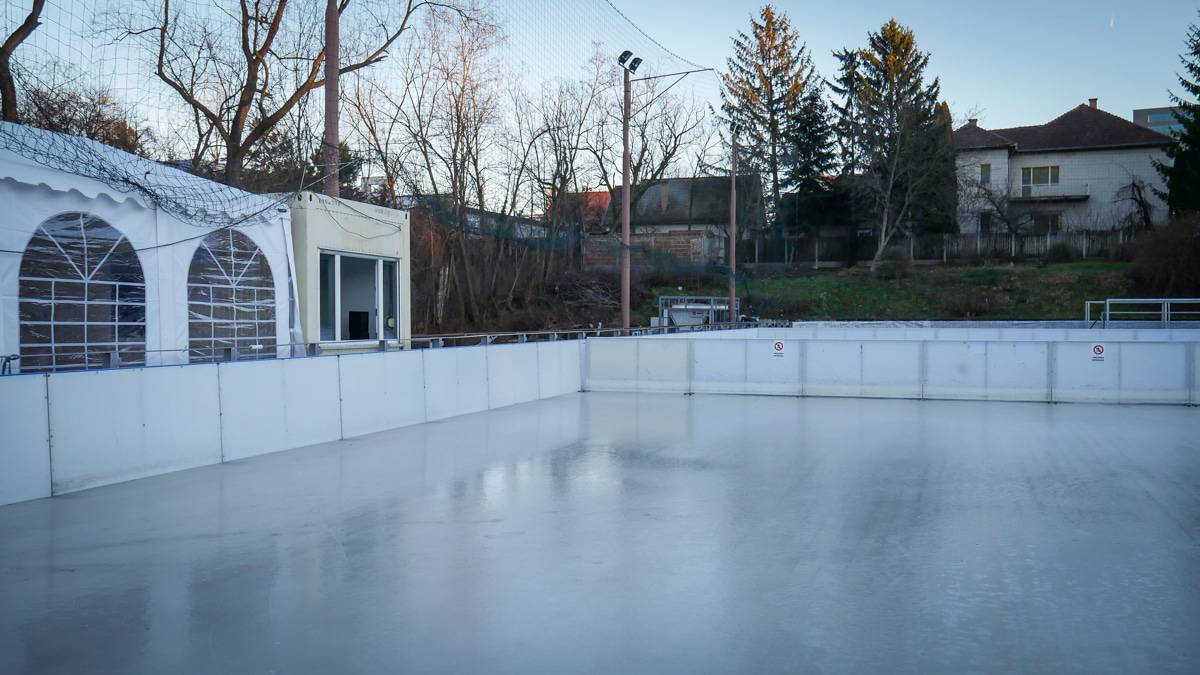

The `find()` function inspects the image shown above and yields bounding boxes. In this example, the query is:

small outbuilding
[286,192,411,351]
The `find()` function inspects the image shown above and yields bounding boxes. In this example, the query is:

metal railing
[1012,181,1090,200]
[1084,298,1200,328]
[2,321,780,375]
[656,295,742,326]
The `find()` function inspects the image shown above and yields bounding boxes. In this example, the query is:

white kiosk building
[286,191,411,352]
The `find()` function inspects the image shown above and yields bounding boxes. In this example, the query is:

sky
[612,0,1197,129]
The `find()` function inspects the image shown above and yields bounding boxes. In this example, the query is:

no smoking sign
[1091,343,1105,363]
[772,340,786,357]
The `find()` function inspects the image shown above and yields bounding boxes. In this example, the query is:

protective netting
[1,0,722,237]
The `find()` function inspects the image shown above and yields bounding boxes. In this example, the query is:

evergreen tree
[909,101,958,235]
[828,48,865,176]
[851,19,953,264]
[780,86,836,242]
[721,5,831,254]
[1159,12,1200,214]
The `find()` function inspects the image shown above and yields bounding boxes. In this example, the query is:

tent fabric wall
[0,136,297,372]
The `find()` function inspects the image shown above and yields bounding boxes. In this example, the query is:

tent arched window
[187,229,276,362]
[18,212,147,372]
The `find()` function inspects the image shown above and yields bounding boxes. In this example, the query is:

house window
[318,251,400,342]
[1021,166,1060,186]
[979,212,993,234]
[1033,213,1061,235]
[187,229,276,362]
[18,212,146,372]
[980,163,991,185]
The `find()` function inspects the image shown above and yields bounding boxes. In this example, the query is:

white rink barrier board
[0,340,583,506]
[586,337,1199,407]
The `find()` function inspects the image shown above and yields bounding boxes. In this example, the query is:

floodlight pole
[621,66,632,329]
[729,131,737,323]
[322,0,340,198]
[616,60,712,329]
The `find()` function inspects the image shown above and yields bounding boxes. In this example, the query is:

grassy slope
[644,262,1138,322]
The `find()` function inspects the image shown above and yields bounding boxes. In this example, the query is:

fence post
[909,235,915,261]
[976,231,981,257]
[1082,232,1089,258]
[1010,234,1016,259]
[813,236,819,270]
[942,234,948,264]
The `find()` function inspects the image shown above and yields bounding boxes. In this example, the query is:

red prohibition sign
[773,341,784,352]
[1093,344,1104,356]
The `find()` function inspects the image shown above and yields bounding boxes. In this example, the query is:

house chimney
[967,118,978,127]
[1088,97,1098,109]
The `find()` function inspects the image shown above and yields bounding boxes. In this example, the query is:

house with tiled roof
[953,98,1173,234]
[577,175,765,267]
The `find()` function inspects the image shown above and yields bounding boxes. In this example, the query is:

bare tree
[1,0,45,123]
[1116,177,1156,232]
[958,173,1033,237]
[110,0,448,186]
[18,82,154,155]
[585,73,705,232]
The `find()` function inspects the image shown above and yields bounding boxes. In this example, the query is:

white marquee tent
[0,122,301,373]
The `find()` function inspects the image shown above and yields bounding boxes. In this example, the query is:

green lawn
[644,262,1139,322]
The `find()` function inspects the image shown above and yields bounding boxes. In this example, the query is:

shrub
[959,251,986,267]
[1128,214,1200,295]
[872,246,911,279]
[1043,242,1080,264]
[1106,242,1135,262]
[947,293,994,319]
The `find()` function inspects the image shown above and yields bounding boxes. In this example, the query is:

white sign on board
[1090,343,1105,363]
[772,340,786,357]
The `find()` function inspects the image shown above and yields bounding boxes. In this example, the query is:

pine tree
[851,19,951,264]
[779,86,836,241]
[828,48,865,176]
[1159,12,1200,214]
[721,5,831,252]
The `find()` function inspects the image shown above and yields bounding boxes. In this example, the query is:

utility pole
[728,131,737,324]
[322,0,340,198]
[615,50,710,329]
[621,65,632,329]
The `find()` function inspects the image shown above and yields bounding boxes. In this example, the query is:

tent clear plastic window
[187,229,276,362]
[18,212,147,372]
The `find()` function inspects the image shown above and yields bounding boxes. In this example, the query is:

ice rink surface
[1,392,1198,674]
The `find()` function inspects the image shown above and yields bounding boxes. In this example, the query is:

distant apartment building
[953,98,1173,234]
[1133,106,1185,136]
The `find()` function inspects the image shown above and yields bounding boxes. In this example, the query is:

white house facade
[954,99,1172,234]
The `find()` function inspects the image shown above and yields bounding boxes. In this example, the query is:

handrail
[1084,298,1200,328]
[3,321,778,375]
